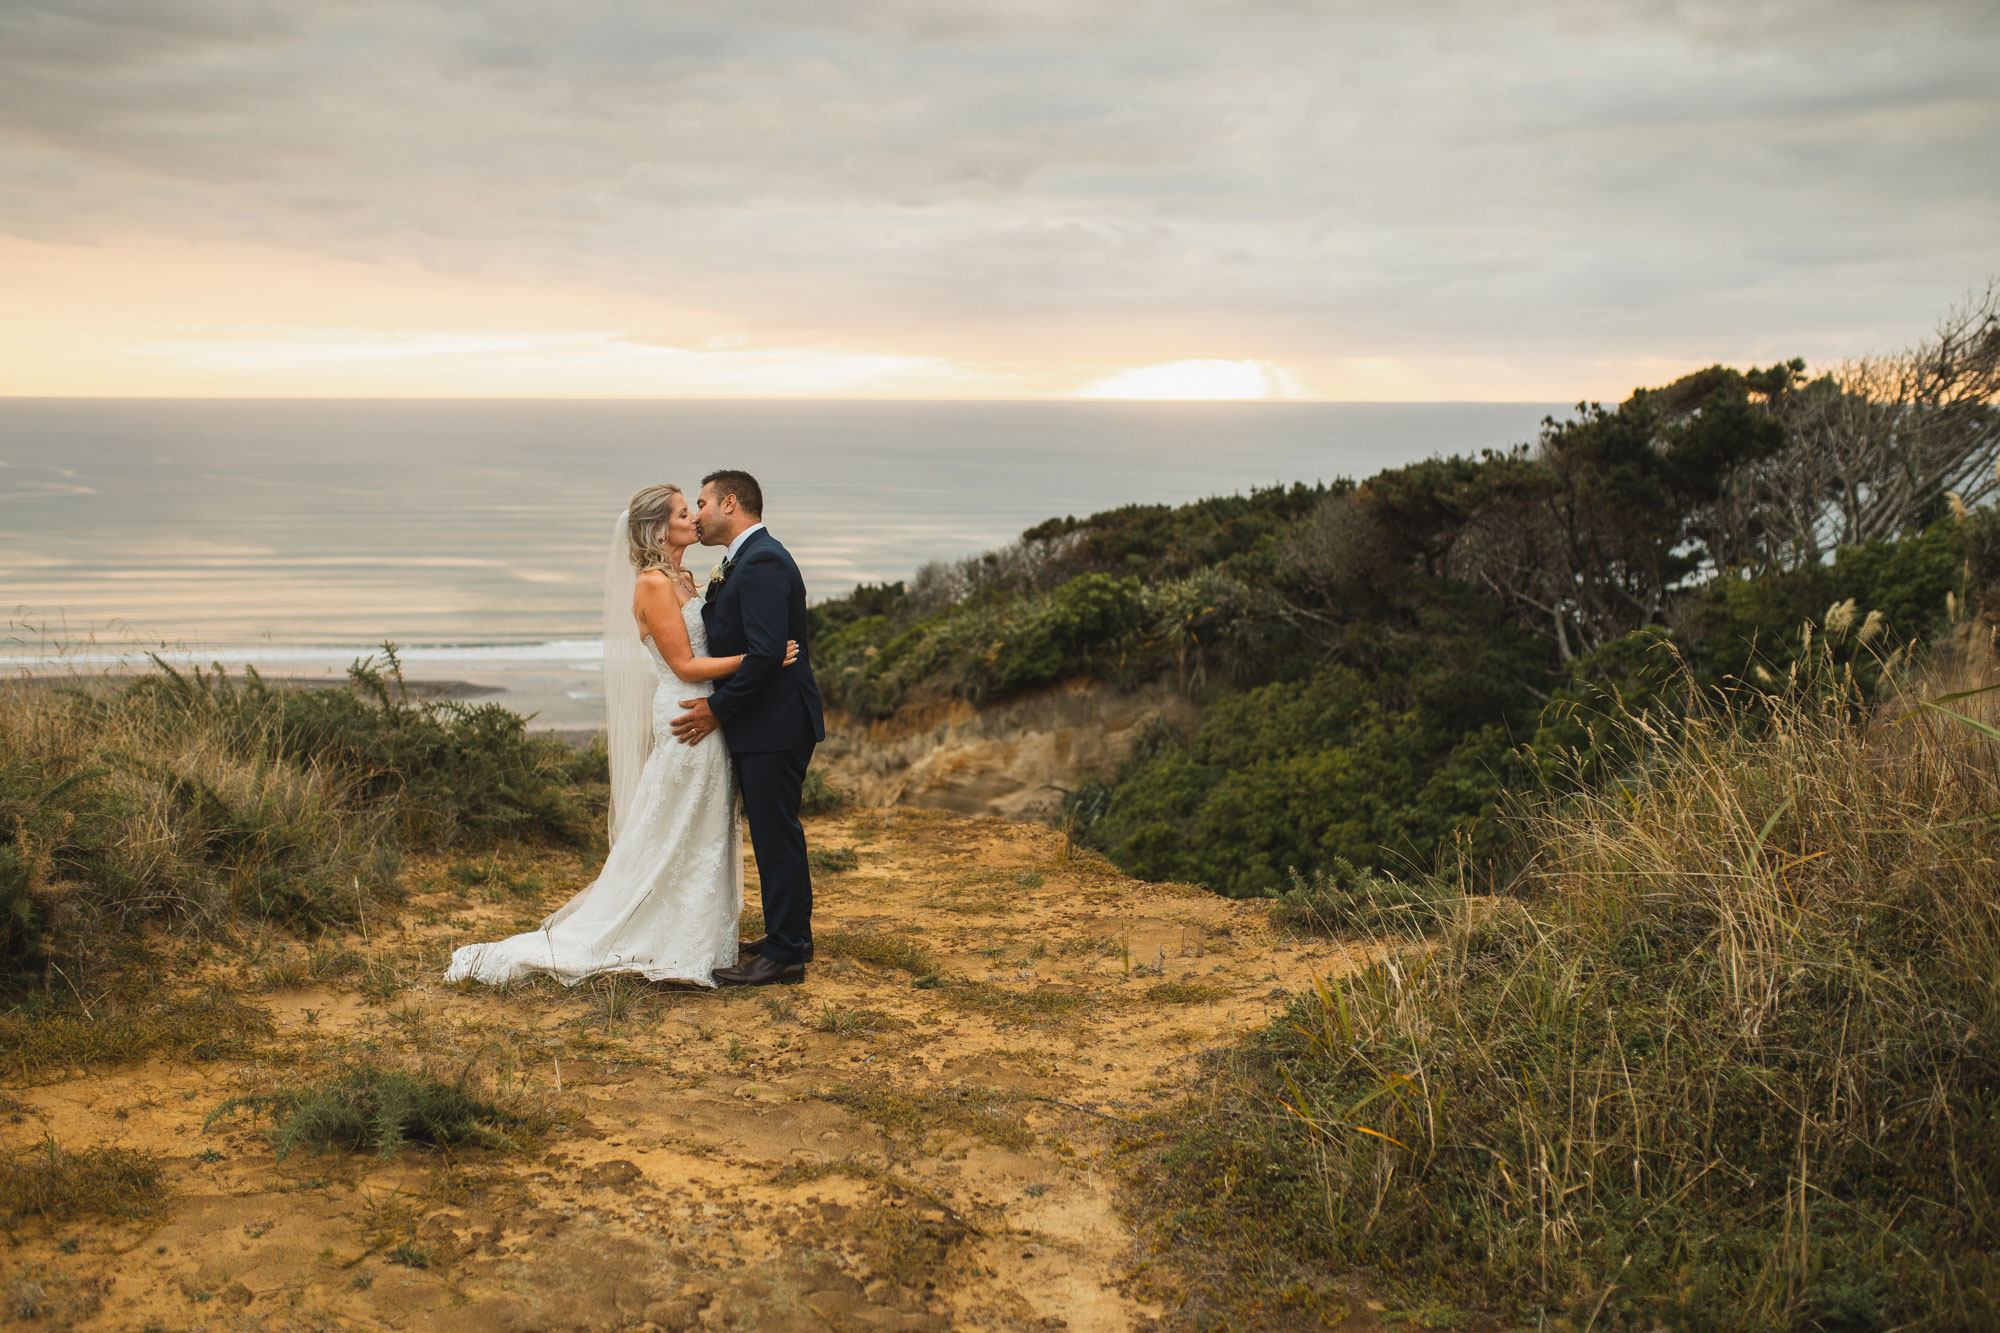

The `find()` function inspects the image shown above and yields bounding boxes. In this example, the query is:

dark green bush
[1070,667,1523,896]
[987,573,1147,694]
[1681,517,1969,694]
[812,484,1328,719]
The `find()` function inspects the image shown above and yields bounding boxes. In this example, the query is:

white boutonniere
[708,558,734,588]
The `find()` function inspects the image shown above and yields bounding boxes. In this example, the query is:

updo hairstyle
[625,484,686,576]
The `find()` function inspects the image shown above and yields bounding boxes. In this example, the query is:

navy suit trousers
[737,743,815,965]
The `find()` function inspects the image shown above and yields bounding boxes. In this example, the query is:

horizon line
[0,393,1575,406]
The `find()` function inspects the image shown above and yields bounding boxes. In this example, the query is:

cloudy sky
[1,0,1994,400]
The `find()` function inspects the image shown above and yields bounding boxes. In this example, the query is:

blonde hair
[625,484,686,576]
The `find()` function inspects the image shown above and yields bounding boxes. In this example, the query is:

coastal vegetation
[812,289,2000,901]
[1137,658,2000,1328]
[1,289,1992,1328]
[0,647,602,995]
[810,290,2000,1325]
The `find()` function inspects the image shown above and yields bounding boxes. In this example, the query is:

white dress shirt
[724,522,766,562]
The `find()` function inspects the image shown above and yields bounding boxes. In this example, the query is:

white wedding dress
[444,596,742,987]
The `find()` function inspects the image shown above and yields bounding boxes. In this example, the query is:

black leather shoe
[712,956,806,987]
[740,935,814,963]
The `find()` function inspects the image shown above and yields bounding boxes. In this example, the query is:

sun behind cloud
[1074,359,1310,401]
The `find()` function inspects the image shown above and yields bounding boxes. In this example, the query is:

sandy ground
[3,808,1371,1331]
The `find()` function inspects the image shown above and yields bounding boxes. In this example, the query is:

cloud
[124,324,1004,396]
[0,0,1995,396]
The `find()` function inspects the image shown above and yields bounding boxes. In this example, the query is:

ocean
[2,399,1560,725]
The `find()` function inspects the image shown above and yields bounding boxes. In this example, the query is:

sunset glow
[0,6,1991,401]
[1074,360,1310,401]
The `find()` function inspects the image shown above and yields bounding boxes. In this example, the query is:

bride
[443,483,797,987]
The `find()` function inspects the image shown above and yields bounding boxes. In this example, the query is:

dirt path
[5,808,1364,1331]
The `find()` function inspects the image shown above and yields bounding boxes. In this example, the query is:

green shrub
[808,846,859,874]
[205,1063,529,1160]
[986,573,1148,695]
[800,766,850,815]
[1270,857,1457,937]
[1682,517,1969,694]
[1071,668,1522,896]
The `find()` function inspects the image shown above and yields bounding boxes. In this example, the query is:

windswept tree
[1280,364,1798,663]
[1724,283,2000,566]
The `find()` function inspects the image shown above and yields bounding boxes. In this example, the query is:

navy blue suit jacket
[700,528,826,754]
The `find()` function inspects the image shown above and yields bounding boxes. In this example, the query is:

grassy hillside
[1135,651,2000,1329]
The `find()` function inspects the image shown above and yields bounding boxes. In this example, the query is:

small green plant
[257,956,314,991]
[1270,857,1456,938]
[814,1004,889,1037]
[799,766,850,815]
[306,944,361,980]
[357,957,402,1002]
[384,1240,433,1269]
[808,846,859,874]
[204,1062,529,1160]
[0,1137,166,1226]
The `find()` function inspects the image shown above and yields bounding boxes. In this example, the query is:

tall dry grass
[1142,646,2000,1329]
[1,652,602,990]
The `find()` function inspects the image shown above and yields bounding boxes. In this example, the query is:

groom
[671,469,826,986]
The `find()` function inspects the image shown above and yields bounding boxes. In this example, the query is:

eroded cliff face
[816,677,1199,822]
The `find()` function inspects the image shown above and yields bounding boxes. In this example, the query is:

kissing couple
[445,469,826,990]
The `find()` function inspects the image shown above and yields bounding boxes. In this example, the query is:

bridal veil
[601,509,654,844]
